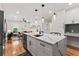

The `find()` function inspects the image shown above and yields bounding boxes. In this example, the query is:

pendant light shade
[41,4,45,7]
[54,12,56,15]
[42,17,44,23]
[35,9,38,12]
[53,12,56,21]
[23,18,26,22]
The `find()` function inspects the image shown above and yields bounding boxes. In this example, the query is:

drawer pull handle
[29,40,31,46]
[40,43,45,47]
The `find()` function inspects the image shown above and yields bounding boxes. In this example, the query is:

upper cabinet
[65,7,79,24]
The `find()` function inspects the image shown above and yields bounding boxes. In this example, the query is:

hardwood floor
[66,45,79,56]
[4,36,79,56]
[4,36,26,56]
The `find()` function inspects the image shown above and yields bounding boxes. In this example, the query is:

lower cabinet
[27,35,66,56]
[36,40,53,56]
[27,35,53,56]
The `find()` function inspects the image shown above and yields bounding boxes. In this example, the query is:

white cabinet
[27,35,38,56]
[27,35,31,52]
[27,35,53,56]
[27,35,66,56]
[36,40,53,56]
[65,8,79,24]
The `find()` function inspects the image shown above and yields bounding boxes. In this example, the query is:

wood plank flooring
[66,45,79,56]
[4,36,26,56]
[4,36,79,56]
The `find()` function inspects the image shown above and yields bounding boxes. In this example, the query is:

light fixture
[68,3,72,5]
[49,10,52,14]
[23,18,26,22]
[42,17,44,23]
[35,9,38,12]
[35,20,37,24]
[41,4,45,7]
[54,12,56,15]
[26,20,29,23]
[16,11,20,14]
[53,12,56,21]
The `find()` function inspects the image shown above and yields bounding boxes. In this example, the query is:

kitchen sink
[34,34,42,37]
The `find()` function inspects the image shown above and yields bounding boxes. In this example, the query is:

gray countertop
[65,33,79,37]
[24,33,66,45]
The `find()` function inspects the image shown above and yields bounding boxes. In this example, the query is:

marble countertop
[24,33,66,45]
[65,33,79,37]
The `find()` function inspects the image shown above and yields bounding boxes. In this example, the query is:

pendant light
[35,9,38,12]
[34,9,38,25]
[35,19,37,24]
[41,4,45,23]
[41,4,45,7]
[42,17,44,23]
[53,8,56,21]
[53,12,56,21]
[23,18,26,22]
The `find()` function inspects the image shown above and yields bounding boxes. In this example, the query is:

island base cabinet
[27,35,66,56]
[27,35,53,56]
[36,41,53,56]
[27,35,38,56]
[27,36,31,53]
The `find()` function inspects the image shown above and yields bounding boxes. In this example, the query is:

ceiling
[0,3,79,22]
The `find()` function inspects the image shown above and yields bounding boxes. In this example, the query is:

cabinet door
[27,35,31,52]
[27,36,38,56]
[36,40,53,56]
[27,36,53,56]
[30,37,38,56]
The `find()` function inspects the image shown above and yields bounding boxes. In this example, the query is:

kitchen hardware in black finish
[40,43,45,47]
[29,40,31,46]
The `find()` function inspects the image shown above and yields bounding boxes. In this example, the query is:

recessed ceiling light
[16,11,20,14]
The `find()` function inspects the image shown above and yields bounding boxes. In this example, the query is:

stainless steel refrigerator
[0,10,4,56]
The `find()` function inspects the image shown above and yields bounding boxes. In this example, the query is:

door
[0,10,4,56]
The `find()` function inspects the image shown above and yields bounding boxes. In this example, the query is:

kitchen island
[24,33,67,56]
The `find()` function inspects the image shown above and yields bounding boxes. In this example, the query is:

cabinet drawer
[38,40,52,49]
[37,40,53,56]
[27,35,53,56]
